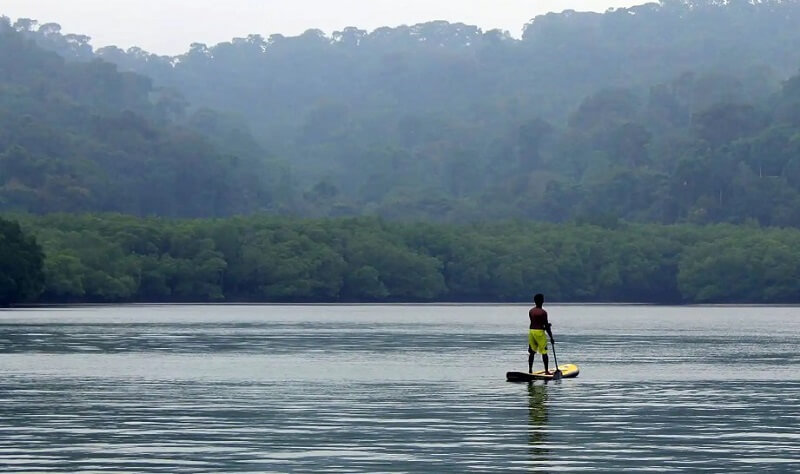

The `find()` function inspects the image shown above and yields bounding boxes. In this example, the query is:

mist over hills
[0,19,286,216]
[5,0,800,305]
[3,0,800,225]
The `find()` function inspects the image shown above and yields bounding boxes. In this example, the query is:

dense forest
[3,2,800,305]
[2,214,797,305]
[0,217,44,305]
[0,19,285,217]
[1,0,800,224]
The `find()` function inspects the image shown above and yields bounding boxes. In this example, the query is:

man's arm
[545,312,554,341]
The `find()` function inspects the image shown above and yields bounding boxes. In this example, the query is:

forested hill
[0,20,283,217]
[4,1,800,224]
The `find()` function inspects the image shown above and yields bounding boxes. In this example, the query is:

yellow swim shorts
[528,330,548,355]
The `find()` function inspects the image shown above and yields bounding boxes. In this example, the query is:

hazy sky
[2,0,642,55]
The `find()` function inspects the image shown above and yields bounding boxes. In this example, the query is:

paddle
[550,333,562,380]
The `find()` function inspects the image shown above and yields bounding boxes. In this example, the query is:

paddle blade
[553,370,563,380]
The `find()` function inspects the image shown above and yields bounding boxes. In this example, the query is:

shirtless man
[528,293,554,374]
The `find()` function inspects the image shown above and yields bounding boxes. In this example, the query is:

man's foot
[544,371,552,375]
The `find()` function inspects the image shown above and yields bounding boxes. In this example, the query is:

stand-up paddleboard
[506,364,580,382]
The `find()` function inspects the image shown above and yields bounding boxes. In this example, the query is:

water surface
[1,305,798,471]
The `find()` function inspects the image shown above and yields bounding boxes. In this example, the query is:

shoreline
[6,301,800,309]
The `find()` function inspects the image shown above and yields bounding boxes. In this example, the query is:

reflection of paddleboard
[506,364,580,382]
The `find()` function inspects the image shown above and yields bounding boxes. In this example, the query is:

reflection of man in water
[528,293,554,374]
[528,383,549,461]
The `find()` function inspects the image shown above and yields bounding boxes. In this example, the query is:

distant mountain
[0,18,284,216]
[4,1,800,225]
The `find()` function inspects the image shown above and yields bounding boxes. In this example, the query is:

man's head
[534,293,544,307]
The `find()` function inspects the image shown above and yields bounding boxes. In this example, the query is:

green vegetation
[89,0,800,224]
[3,3,800,305]
[0,217,44,305]
[2,1,800,224]
[0,19,282,217]
[9,213,800,304]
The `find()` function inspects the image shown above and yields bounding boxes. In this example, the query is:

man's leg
[528,347,535,373]
[542,354,550,374]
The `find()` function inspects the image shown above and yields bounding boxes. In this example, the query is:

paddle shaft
[550,333,562,378]
[550,338,558,367]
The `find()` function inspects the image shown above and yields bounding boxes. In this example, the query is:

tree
[568,89,640,131]
[517,118,554,169]
[0,218,45,305]
[692,103,762,148]
[7,3,800,225]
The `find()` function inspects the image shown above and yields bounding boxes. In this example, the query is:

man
[528,293,554,374]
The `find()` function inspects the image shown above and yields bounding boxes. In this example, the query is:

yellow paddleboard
[506,364,580,382]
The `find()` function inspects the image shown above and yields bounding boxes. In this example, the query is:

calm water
[1,305,799,472]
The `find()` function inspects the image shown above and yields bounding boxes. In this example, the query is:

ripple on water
[0,377,798,472]
[1,305,799,472]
